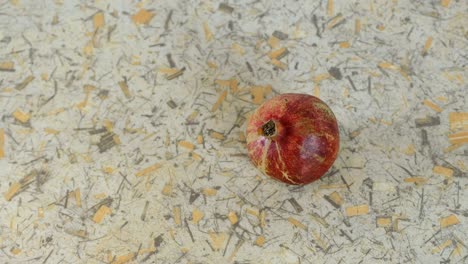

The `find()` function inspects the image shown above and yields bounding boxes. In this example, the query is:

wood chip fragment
[13,109,31,123]
[192,208,203,224]
[432,239,453,253]
[376,216,392,228]
[203,22,214,41]
[448,131,468,145]
[44,128,59,135]
[135,163,162,177]
[228,211,238,225]
[132,9,155,25]
[324,191,343,208]
[93,12,104,29]
[423,99,442,113]
[209,232,226,251]
[92,205,112,223]
[327,0,334,16]
[441,0,451,8]
[166,67,185,80]
[178,141,195,151]
[449,112,468,131]
[203,188,218,196]
[118,80,131,98]
[173,206,182,226]
[232,43,245,55]
[319,184,348,189]
[268,47,288,60]
[422,36,433,56]
[0,129,4,159]
[250,85,272,105]
[440,214,459,228]
[271,59,287,70]
[0,61,15,72]
[267,36,280,48]
[355,19,361,34]
[404,177,428,184]
[339,41,350,48]
[211,90,228,112]
[255,236,265,247]
[15,76,34,90]
[433,165,454,177]
[10,248,21,255]
[345,205,369,217]
[209,130,225,140]
[288,217,307,230]
[75,188,81,207]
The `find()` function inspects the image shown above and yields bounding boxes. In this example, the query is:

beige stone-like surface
[0,0,467,263]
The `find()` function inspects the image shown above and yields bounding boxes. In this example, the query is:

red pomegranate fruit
[246,93,339,185]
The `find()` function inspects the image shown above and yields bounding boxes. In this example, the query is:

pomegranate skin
[246,93,339,185]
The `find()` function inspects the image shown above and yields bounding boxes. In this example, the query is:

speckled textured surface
[0,0,467,263]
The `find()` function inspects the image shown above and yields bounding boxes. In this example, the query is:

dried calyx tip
[262,120,276,137]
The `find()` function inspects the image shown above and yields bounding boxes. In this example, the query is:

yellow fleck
[191,152,202,161]
[379,61,399,71]
[83,41,94,56]
[448,131,468,145]
[192,208,204,224]
[10,248,21,255]
[440,214,460,228]
[75,188,81,207]
[158,67,179,74]
[232,43,245,55]
[433,165,454,177]
[207,61,218,69]
[92,205,112,223]
[111,253,135,264]
[267,36,280,48]
[162,182,172,196]
[268,47,287,60]
[327,14,344,29]
[327,191,344,206]
[441,0,451,7]
[94,193,107,199]
[135,163,162,177]
[93,12,104,29]
[314,85,320,97]
[203,22,214,41]
[0,61,14,71]
[377,24,385,31]
[271,59,287,70]
[44,128,59,135]
[423,99,442,113]
[0,129,4,159]
[178,140,195,151]
[209,232,226,251]
[173,206,181,226]
[345,204,369,217]
[132,9,155,25]
[210,130,225,140]
[260,210,266,227]
[403,144,415,155]
[432,240,453,253]
[255,236,265,247]
[103,120,113,132]
[4,183,21,201]
[339,41,350,48]
[197,135,204,144]
[102,166,115,174]
[288,217,307,230]
[38,207,44,218]
[203,188,218,196]
[245,208,259,217]
[422,36,433,55]
[118,80,131,98]
[13,109,30,123]
[404,177,428,184]
[376,216,392,228]
[355,19,361,34]
[313,73,331,83]
[250,85,272,105]
[211,90,228,112]
[228,211,238,225]
[327,0,334,16]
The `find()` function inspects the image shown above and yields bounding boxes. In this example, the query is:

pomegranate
[246,93,339,185]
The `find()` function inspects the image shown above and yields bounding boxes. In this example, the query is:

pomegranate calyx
[261,120,277,138]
